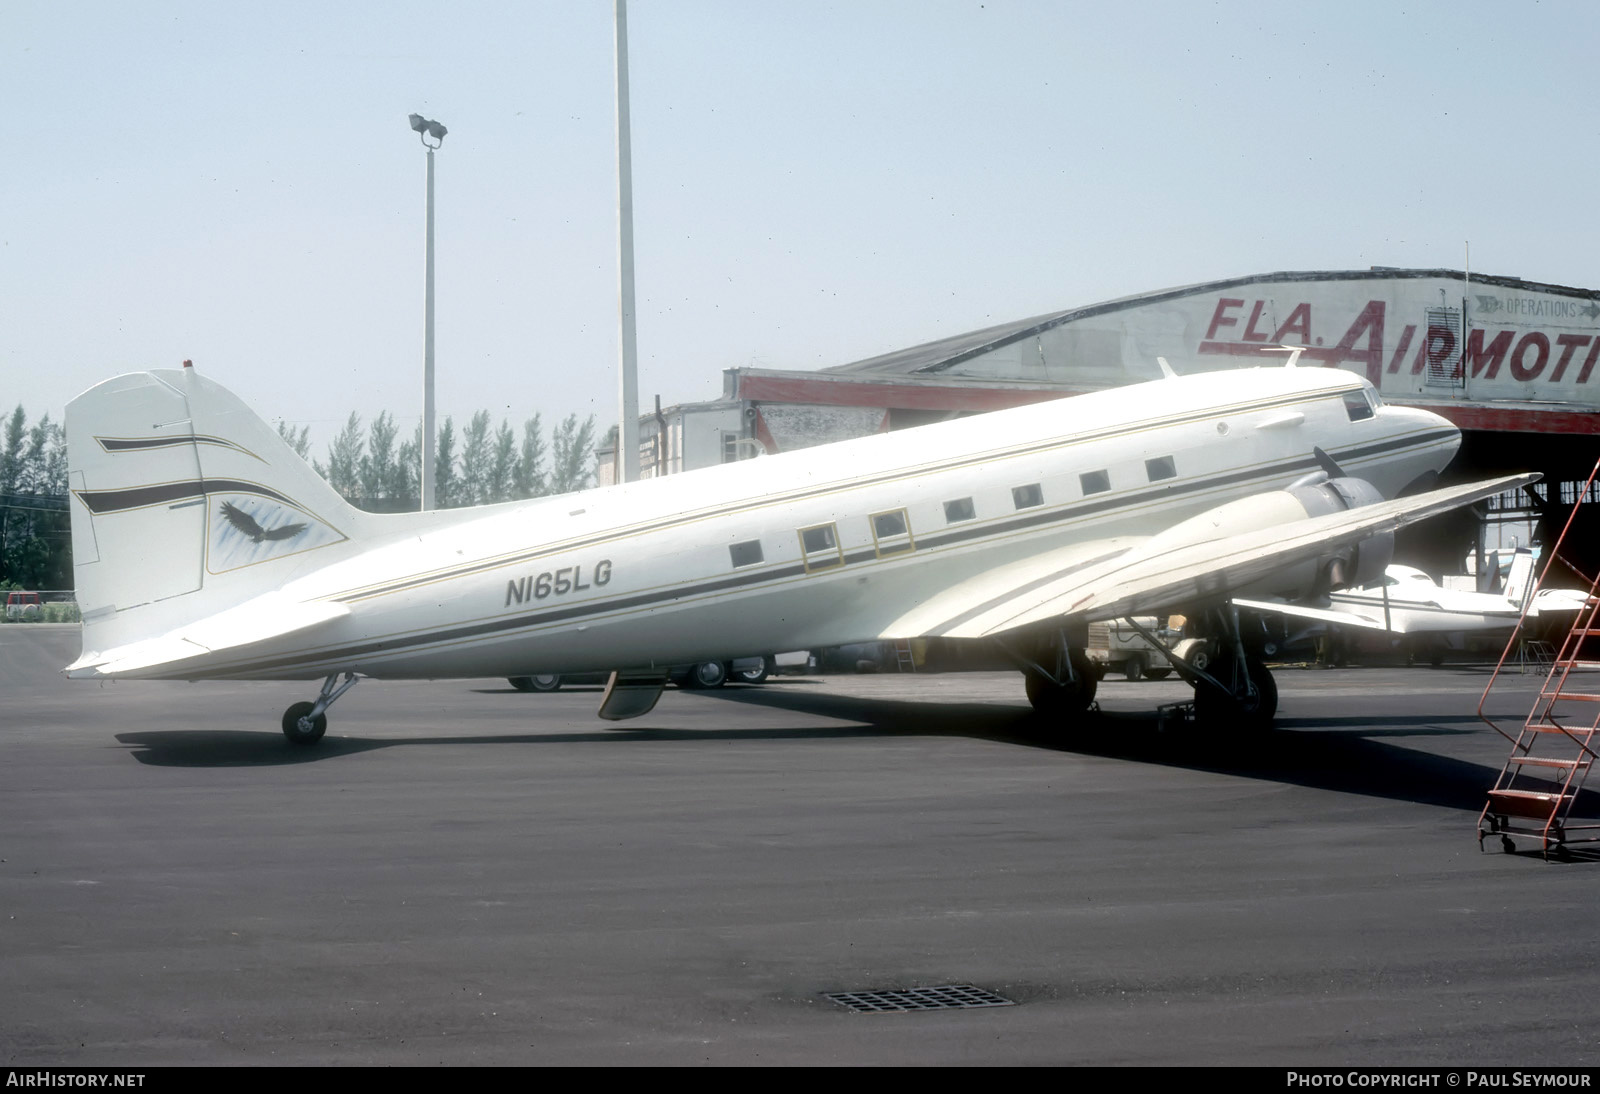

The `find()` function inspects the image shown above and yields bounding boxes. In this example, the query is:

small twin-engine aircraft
[63,359,1533,744]
[1235,552,1589,639]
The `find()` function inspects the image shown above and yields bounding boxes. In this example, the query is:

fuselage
[1330,565,1568,634]
[131,366,1457,681]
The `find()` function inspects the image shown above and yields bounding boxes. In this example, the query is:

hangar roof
[825,268,1600,378]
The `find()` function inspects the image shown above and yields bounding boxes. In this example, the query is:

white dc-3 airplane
[63,357,1536,744]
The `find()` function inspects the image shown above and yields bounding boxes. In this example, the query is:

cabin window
[798,522,843,572]
[1080,470,1110,495]
[729,540,763,568]
[943,497,976,523]
[1343,391,1375,422]
[1145,456,1176,482]
[1012,483,1043,509]
[870,508,915,557]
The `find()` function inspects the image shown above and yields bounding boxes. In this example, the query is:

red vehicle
[5,590,42,620]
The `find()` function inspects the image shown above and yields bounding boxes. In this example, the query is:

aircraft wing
[916,474,1537,639]
[1230,597,1393,631]
[67,594,350,677]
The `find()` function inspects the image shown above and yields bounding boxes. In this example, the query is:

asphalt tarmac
[2,624,1596,1066]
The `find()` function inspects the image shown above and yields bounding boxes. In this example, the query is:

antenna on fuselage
[1263,344,1308,368]
[1156,356,1178,379]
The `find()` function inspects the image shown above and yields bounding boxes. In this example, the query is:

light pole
[409,113,447,510]
[614,0,641,484]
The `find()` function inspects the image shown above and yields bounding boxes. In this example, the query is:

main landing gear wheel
[682,661,728,689]
[735,656,774,685]
[282,701,328,746]
[509,674,561,692]
[1193,653,1278,734]
[1024,650,1098,720]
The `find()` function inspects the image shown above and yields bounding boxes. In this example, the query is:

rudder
[67,366,374,663]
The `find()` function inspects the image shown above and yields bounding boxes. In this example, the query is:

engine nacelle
[1285,476,1393,592]
[1141,475,1393,602]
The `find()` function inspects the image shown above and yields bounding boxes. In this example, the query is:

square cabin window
[728,539,763,568]
[870,509,914,556]
[1145,456,1176,482]
[1080,470,1110,495]
[798,523,842,572]
[943,497,976,523]
[1012,483,1043,509]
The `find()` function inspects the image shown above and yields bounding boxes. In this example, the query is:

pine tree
[549,414,598,495]
[487,422,516,504]
[393,424,421,509]
[276,421,312,461]
[512,414,546,500]
[321,413,364,499]
[458,410,493,507]
[360,411,398,505]
[434,416,457,508]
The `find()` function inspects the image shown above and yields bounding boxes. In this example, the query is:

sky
[4,0,1598,452]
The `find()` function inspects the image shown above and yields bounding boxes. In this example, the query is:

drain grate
[824,984,1015,1013]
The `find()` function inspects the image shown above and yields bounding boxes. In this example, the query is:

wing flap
[934,473,1537,639]
[877,537,1141,639]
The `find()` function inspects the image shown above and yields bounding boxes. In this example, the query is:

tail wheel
[282,701,327,746]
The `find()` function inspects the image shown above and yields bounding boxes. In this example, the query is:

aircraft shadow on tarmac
[111,678,1600,822]
[709,682,1600,822]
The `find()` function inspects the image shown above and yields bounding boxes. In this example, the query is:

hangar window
[1343,390,1375,422]
[1012,483,1043,509]
[729,540,764,568]
[943,497,976,523]
[870,509,915,557]
[1080,470,1110,495]
[1145,456,1176,482]
[798,522,843,572]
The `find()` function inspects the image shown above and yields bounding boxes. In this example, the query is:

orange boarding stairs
[1477,458,1600,859]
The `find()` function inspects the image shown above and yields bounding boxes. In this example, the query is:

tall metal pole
[614,0,641,484]
[421,144,437,511]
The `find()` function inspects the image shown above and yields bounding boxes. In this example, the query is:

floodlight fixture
[409,112,446,149]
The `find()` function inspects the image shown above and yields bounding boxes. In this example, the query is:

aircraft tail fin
[66,366,377,668]
[1503,547,1537,609]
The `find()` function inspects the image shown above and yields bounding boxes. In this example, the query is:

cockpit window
[1343,390,1375,422]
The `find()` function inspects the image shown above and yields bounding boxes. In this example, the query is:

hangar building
[602,269,1600,578]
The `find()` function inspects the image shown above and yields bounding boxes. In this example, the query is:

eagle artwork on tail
[220,501,307,543]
